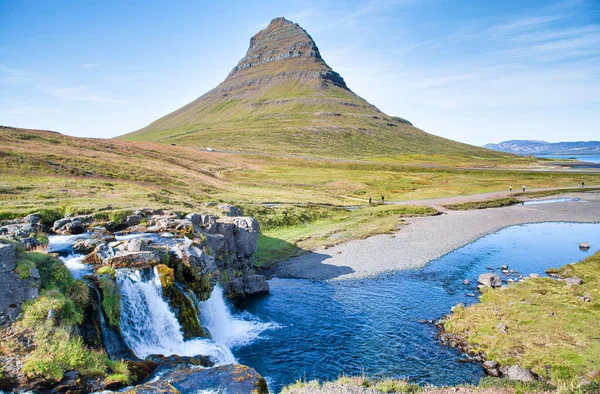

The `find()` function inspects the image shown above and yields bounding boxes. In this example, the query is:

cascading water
[117,267,235,364]
[117,267,274,365]
[201,286,276,348]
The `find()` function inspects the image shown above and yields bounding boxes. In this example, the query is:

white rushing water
[117,267,272,364]
[201,286,276,348]
[59,253,93,279]
[47,233,92,253]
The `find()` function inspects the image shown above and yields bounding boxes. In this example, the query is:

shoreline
[273,191,600,280]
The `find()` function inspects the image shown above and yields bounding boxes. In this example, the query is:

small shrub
[15,258,36,279]
[37,208,65,226]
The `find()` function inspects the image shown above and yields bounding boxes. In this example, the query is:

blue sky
[1,0,599,145]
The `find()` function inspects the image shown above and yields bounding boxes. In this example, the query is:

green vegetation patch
[443,197,520,211]
[98,276,121,328]
[444,251,600,390]
[1,249,129,386]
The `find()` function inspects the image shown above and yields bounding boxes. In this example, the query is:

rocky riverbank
[0,206,271,393]
[274,192,600,280]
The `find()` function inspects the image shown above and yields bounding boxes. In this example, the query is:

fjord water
[535,154,600,163]
[236,222,600,391]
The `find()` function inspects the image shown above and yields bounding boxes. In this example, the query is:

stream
[48,221,600,393]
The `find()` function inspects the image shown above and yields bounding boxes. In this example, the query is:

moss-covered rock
[156,264,206,339]
[98,276,121,328]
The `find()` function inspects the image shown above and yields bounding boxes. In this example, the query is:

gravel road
[274,192,600,280]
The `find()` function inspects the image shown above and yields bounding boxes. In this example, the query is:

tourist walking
[522,185,526,192]
[381,195,385,204]
[582,181,585,188]
[369,197,372,204]
[509,185,512,192]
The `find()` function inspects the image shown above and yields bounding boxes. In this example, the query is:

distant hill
[120,17,501,159]
[484,140,600,155]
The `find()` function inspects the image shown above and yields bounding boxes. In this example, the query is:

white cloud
[47,86,123,104]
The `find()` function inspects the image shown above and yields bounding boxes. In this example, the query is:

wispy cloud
[47,86,123,104]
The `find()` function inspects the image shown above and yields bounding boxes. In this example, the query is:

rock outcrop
[0,243,39,326]
[478,273,502,288]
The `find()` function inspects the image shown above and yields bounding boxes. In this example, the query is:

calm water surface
[535,154,600,164]
[234,222,600,392]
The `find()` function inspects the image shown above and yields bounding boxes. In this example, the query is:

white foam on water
[201,286,278,349]
[47,233,92,253]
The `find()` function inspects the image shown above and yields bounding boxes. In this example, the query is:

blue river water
[535,154,600,164]
[233,222,600,392]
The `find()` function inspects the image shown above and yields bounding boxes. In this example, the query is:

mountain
[484,140,600,155]
[120,17,500,159]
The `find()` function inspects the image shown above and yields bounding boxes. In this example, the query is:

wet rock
[463,279,470,285]
[500,264,508,270]
[145,354,213,368]
[579,242,590,249]
[123,380,179,394]
[104,221,117,232]
[122,238,152,252]
[503,365,537,382]
[478,273,502,288]
[73,238,103,254]
[160,364,269,394]
[126,214,144,227]
[565,276,583,286]
[243,274,270,296]
[108,251,159,269]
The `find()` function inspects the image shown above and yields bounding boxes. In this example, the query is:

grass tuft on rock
[98,276,121,328]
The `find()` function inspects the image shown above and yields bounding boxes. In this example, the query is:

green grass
[444,197,521,210]
[444,251,600,390]
[0,248,130,386]
[254,204,439,267]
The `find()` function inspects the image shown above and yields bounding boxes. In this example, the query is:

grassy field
[2,126,600,267]
[444,251,600,391]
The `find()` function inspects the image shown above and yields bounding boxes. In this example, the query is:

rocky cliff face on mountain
[121,17,499,159]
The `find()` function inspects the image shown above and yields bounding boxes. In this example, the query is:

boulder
[565,276,583,286]
[108,251,159,269]
[579,242,590,249]
[463,279,470,285]
[217,203,242,217]
[176,243,212,274]
[503,365,536,382]
[243,274,270,296]
[185,213,202,225]
[123,238,152,252]
[478,273,502,288]
[159,364,269,394]
[19,237,40,250]
[126,214,143,227]
[73,238,103,254]
[483,360,501,377]
[123,380,179,394]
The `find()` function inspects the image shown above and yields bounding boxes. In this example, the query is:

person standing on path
[582,181,585,188]
[369,197,372,204]
[509,185,512,193]
[381,195,385,204]
[522,185,526,192]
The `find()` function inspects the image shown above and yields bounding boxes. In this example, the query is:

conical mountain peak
[122,18,489,160]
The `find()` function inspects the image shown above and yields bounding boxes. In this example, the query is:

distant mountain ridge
[120,17,501,159]
[484,140,600,155]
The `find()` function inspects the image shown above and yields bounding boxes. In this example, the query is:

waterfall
[117,267,235,364]
[201,286,276,348]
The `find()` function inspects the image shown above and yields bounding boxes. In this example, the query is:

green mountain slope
[120,17,500,159]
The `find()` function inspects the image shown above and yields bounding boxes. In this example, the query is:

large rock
[52,218,85,235]
[218,203,242,217]
[0,243,39,326]
[176,243,213,274]
[478,273,502,288]
[159,364,269,394]
[565,276,583,286]
[108,251,159,269]
[503,365,537,382]
[243,274,270,296]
